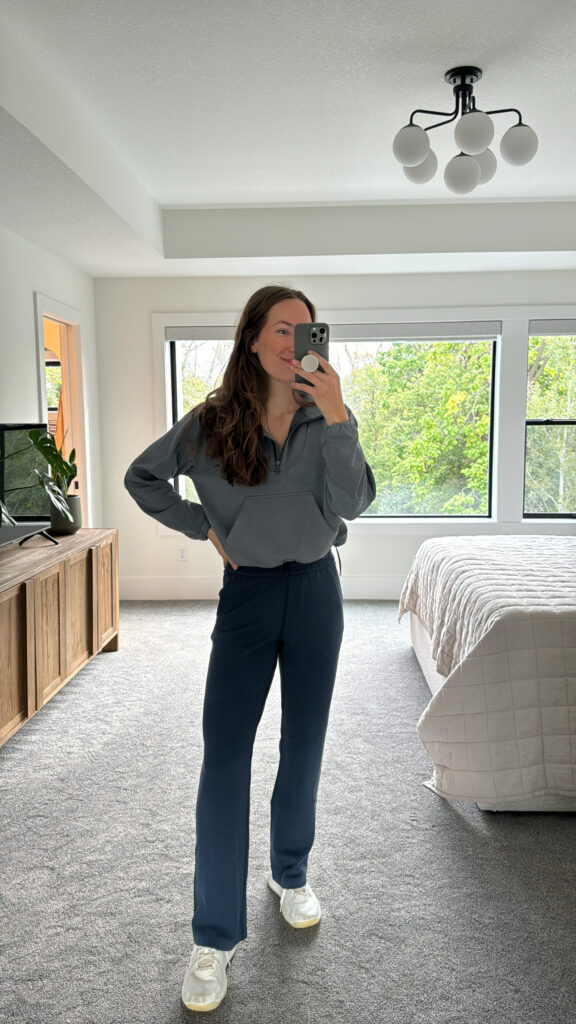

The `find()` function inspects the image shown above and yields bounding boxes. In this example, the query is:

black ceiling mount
[444,67,483,89]
[444,67,483,114]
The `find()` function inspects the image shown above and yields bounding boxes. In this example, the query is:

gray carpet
[1,600,575,1024]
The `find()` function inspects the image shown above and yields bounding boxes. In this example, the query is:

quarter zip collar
[262,404,324,472]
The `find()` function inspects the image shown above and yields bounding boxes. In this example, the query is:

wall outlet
[177,545,189,562]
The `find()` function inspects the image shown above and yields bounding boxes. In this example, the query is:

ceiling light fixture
[392,67,538,194]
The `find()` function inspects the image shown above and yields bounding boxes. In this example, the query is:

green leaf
[27,429,77,494]
[33,470,74,520]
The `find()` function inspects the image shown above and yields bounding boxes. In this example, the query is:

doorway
[36,305,89,524]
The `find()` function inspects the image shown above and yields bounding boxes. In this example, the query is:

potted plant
[0,431,74,528]
[28,429,82,534]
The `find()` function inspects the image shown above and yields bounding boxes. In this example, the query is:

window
[524,323,576,517]
[39,311,86,512]
[166,320,497,518]
[169,330,234,506]
[44,362,62,408]
[330,329,496,517]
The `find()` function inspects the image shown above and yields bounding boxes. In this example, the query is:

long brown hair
[186,284,317,486]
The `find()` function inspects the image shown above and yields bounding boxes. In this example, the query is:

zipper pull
[271,440,281,473]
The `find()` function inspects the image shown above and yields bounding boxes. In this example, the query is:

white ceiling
[0,0,575,277]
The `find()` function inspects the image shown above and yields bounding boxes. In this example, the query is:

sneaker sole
[183,996,225,1012]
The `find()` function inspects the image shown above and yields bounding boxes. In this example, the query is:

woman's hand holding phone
[291,322,348,425]
[290,350,349,427]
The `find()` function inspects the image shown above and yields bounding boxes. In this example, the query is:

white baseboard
[120,575,405,601]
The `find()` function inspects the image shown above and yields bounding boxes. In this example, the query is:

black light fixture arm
[407,66,524,134]
[484,106,524,125]
[409,100,459,132]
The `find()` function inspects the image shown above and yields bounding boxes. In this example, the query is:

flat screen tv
[0,423,53,548]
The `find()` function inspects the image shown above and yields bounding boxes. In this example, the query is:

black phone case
[293,323,330,398]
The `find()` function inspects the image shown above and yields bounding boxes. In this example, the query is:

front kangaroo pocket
[225,491,335,567]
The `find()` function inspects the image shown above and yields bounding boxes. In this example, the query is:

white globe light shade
[500,123,538,165]
[474,147,497,184]
[392,125,430,166]
[403,149,438,183]
[454,111,495,155]
[444,153,481,194]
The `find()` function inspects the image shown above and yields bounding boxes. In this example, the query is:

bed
[398,535,576,811]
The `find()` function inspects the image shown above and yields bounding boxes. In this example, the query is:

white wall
[2,219,574,600]
[95,270,576,600]
[0,223,103,525]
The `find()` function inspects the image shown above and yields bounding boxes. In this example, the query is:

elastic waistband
[226,550,337,577]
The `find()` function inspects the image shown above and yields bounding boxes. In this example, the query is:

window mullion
[493,320,529,523]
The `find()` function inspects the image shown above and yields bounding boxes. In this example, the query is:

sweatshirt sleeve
[124,413,212,540]
[321,405,377,520]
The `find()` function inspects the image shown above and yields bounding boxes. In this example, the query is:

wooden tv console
[0,528,119,747]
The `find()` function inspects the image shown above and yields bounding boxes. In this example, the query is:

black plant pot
[50,495,82,535]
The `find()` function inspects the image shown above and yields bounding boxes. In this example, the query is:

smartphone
[293,323,330,398]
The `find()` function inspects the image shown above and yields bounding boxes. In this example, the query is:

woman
[124,284,376,1012]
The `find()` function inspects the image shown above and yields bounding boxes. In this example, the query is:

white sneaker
[181,944,237,1012]
[267,871,322,928]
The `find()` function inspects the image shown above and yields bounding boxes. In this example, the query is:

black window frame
[44,359,62,414]
[366,336,497,520]
[523,417,576,519]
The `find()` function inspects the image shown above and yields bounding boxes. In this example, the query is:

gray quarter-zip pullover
[124,402,376,568]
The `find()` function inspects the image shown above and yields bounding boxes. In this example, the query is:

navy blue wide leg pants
[192,551,344,951]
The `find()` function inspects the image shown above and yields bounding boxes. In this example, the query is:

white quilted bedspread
[398,535,576,804]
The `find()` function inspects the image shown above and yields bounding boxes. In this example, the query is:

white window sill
[348,517,576,535]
